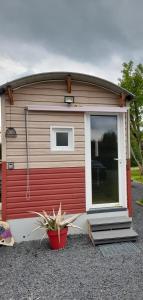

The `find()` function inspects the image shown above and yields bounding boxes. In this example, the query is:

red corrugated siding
[6,167,86,219]
[1,162,7,221]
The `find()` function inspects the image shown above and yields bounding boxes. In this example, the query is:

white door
[85,113,127,210]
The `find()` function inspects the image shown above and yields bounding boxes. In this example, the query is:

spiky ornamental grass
[31,203,81,242]
[136,199,143,206]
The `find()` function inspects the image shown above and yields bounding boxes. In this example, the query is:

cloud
[0,0,142,84]
[0,49,123,85]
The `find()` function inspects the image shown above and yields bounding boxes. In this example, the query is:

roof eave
[0,71,135,100]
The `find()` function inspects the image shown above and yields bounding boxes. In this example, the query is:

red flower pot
[47,227,68,250]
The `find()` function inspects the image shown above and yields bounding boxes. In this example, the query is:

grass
[131,167,143,206]
[136,199,143,206]
[131,167,143,184]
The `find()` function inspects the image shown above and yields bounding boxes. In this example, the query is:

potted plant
[32,203,81,250]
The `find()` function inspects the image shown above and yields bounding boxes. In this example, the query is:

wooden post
[119,93,126,107]
[5,86,14,105]
[66,75,72,93]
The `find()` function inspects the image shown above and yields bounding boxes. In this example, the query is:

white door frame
[85,112,127,211]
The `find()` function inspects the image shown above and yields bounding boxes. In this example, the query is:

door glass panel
[91,115,119,204]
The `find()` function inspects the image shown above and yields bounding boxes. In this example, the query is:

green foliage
[131,134,141,166]
[31,203,81,241]
[119,61,143,169]
[131,167,143,184]
[136,199,143,206]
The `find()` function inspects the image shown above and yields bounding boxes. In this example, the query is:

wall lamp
[5,127,17,138]
[64,96,74,105]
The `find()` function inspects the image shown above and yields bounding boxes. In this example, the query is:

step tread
[88,217,132,226]
[92,228,138,241]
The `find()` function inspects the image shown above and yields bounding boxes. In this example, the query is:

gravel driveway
[1,182,143,300]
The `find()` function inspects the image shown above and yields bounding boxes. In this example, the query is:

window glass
[56,132,68,146]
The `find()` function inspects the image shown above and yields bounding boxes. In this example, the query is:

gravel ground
[1,182,143,300]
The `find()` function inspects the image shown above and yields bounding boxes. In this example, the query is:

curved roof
[0,71,134,99]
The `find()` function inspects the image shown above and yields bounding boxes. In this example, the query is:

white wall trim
[1,95,6,161]
[126,106,131,159]
[84,113,92,211]
[27,105,128,113]
[118,112,127,207]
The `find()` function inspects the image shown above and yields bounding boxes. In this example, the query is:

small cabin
[0,72,134,242]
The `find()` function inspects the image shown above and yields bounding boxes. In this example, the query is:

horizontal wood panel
[6,167,86,219]
[7,182,85,192]
[7,141,85,149]
[7,174,85,182]
[6,192,85,203]
[11,95,118,105]
[6,111,84,123]
[15,81,66,91]
[7,197,85,208]
[7,208,84,220]
[7,203,85,214]
[7,186,85,197]
[6,102,67,108]
[7,121,84,129]
[6,148,84,156]
[6,128,84,136]
[15,80,115,92]
[7,154,84,162]
[7,166,85,175]
[14,88,117,98]
[6,134,84,142]
[7,176,85,186]
[7,161,85,169]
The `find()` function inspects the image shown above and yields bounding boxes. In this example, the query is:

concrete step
[92,228,138,245]
[88,217,132,231]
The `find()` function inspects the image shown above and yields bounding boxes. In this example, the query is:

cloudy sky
[0,0,142,85]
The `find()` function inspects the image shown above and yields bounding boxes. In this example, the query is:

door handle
[114,158,122,164]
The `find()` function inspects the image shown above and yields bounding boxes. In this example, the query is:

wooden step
[88,217,132,231]
[92,228,138,245]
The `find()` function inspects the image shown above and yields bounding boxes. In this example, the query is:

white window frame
[50,126,74,151]
[84,112,127,211]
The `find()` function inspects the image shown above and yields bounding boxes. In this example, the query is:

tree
[119,61,143,174]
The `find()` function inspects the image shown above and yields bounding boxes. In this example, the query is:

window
[50,127,74,151]
[56,132,68,147]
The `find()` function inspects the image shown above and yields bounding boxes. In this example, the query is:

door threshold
[87,207,127,214]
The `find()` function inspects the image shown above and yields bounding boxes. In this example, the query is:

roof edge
[0,71,134,99]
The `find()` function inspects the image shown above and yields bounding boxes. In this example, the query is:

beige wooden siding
[6,110,85,169]
[5,80,120,169]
